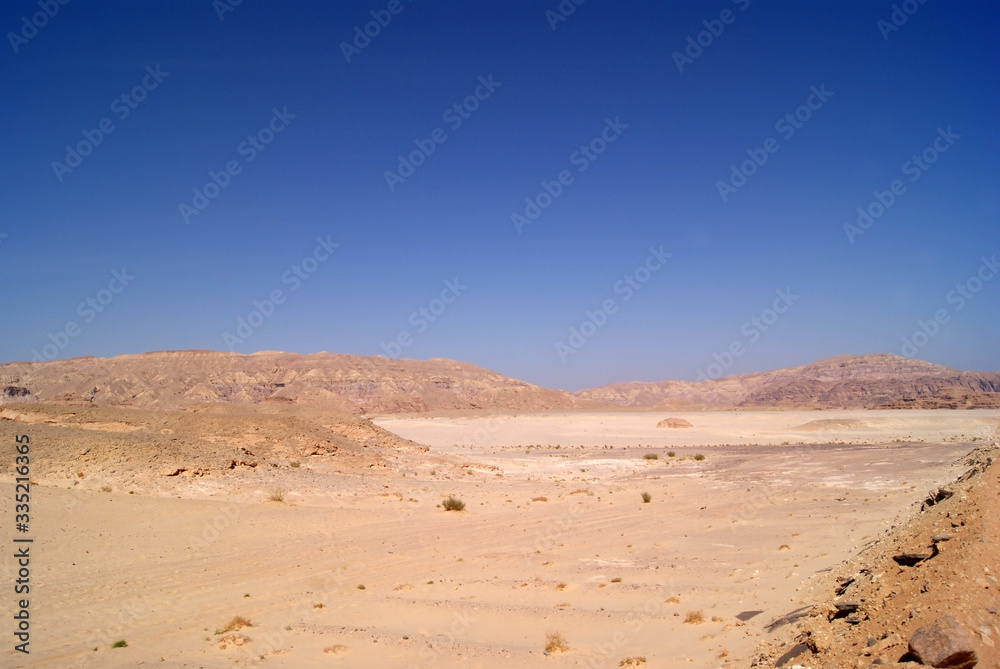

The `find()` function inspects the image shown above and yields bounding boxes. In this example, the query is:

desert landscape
[1,352,997,668]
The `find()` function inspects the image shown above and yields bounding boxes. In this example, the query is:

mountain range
[1,351,998,414]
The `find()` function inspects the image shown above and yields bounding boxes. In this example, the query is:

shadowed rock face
[1,351,997,414]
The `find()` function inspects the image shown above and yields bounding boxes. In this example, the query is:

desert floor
[2,409,997,668]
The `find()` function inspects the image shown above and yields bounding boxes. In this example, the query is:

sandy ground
[1,409,996,668]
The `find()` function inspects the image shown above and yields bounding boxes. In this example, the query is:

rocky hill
[0,350,587,414]
[576,354,1000,410]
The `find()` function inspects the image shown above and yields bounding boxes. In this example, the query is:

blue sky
[2,0,998,391]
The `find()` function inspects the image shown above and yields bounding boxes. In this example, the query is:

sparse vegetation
[641,492,652,503]
[268,488,285,502]
[215,616,253,635]
[667,451,676,458]
[684,610,704,624]
[643,453,658,460]
[545,630,569,653]
[290,461,300,468]
[556,582,567,590]
[693,453,706,461]
[619,657,647,667]
[356,584,366,590]
[610,577,622,583]
[532,496,548,502]
[665,596,680,604]
[442,495,465,511]
[778,544,790,551]
[323,644,346,654]
[100,485,112,493]
[112,639,127,648]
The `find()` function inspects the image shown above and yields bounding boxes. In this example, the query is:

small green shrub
[643,453,658,460]
[667,451,676,458]
[112,640,127,648]
[693,454,705,461]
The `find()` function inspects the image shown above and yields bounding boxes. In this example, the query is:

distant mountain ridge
[576,354,1000,410]
[0,351,997,414]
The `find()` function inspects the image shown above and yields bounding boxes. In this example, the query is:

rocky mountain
[0,350,587,414]
[576,354,1000,410]
[0,351,997,414]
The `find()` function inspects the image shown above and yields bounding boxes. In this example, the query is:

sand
[1,409,995,667]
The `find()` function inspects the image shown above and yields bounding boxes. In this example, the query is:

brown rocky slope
[750,446,999,668]
[577,354,1000,410]
[0,350,588,414]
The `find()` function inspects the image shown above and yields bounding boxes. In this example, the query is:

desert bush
[667,451,676,458]
[268,488,285,502]
[684,610,704,624]
[545,630,569,653]
[643,453,658,460]
[442,496,465,511]
[641,492,651,503]
[693,453,705,461]
[111,640,127,648]
[215,616,253,635]
[100,485,112,493]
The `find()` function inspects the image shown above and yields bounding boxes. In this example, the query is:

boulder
[908,616,978,668]
[657,417,693,428]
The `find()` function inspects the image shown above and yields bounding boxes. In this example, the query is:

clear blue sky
[2,0,998,391]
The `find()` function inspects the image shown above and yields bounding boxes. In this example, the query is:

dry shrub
[545,630,569,653]
[619,658,647,667]
[684,610,704,624]
[442,496,465,511]
[665,596,680,604]
[323,644,346,654]
[268,488,285,502]
[532,496,548,502]
[215,616,253,635]
[217,633,251,649]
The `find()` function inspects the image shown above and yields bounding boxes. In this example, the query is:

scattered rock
[908,616,978,669]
